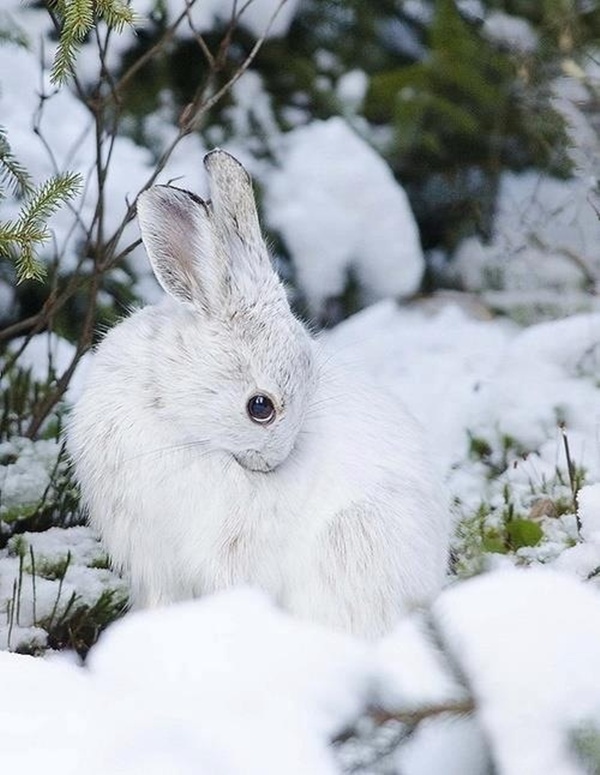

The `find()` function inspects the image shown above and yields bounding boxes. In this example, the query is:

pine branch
[0,172,82,282]
[0,222,47,282]
[96,0,134,33]
[0,127,33,198]
[65,0,94,41]
[48,0,135,84]
[50,0,93,85]
[19,172,82,233]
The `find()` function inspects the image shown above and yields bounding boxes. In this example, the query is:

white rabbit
[68,150,449,639]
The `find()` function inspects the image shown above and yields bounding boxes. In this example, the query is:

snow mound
[265,118,424,320]
[379,568,600,775]
[472,311,600,454]
[0,650,94,772]
[438,569,600,775]
[324,299,516,472]
[89,589,371,767]
[0,589,371,775]
[326,302,600,496]
[3,572,600,772]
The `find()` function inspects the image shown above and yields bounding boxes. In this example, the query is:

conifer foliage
[0,22,82,284]
[0,157,81,283]
[48,0,135,84]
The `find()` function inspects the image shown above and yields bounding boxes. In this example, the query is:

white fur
[67,150,449,639]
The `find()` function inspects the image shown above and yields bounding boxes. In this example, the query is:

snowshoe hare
[68,150,449,638]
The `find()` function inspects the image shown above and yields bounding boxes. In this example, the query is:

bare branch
[528,232,598,292]
[184,0,215,68]
[112,2,197,96]
[179,0,289,133]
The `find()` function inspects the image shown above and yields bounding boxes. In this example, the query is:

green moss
[0,503,38,525]
[468,433,493,462]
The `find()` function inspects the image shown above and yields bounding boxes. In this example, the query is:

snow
[434,569,600,775]
[265,118,425,320]
[3,568,600,774]
[324,300,516,474]
[471,312,600,455]
[452,51,600,323]
[402,0,434,25]
[233,0,301,38]
[375,616,464,709]
[336,70,368,111]
[325,301,600,588]
[579,484,600,543]
[453,170,600,322]
[0,437,60,512]
[482,10,539,53]
[397,717,491,775]
[223,71,281,158]
[90,590,372,773]
[6,332,90,401]
[0,281,14,322]
[372,568,600,775]
[0,589,371,775]
[0,649,94,771]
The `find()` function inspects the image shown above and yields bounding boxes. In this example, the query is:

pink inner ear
[137,186,224,314]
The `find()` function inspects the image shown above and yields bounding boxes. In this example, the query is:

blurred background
[4,0,600,344]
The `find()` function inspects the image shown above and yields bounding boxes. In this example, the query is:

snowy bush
[265,117,424,324]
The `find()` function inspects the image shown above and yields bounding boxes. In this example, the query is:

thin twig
[46,550,72,630]
[370,698,476,727]
[179,0,289,133]
[528,232,598,293]
[7,580,17,651]
[560,422,581,531]
[25,273,100,437]
[16,551,24,626]
[30,547,37,625]
[112,3,196,95]
[183,0,215,68]
[333,698,475,745]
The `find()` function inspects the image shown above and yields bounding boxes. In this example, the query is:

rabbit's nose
[233,450,277,474]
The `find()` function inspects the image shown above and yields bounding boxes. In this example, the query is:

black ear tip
[204,147,224,162]
[204,149,250,182]
[137,186,209,216]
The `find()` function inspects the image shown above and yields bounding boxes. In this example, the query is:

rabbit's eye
[247,394,276,424]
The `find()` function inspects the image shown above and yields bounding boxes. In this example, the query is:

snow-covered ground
[3,568,600,774]
[3,0,600,772]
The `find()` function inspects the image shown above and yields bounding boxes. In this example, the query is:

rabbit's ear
[204,151,278,294]
[204,150,261,242]
[137,186,226,314]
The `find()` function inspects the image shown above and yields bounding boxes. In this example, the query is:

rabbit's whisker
[123,439,212,464]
